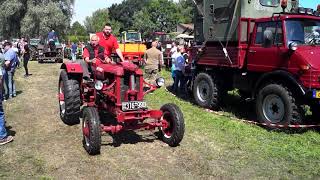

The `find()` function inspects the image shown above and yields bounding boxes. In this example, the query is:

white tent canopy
[176,34,194,39]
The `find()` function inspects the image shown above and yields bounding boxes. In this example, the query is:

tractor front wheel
[58,69,81,125]
[159,103,185,147]
[82,107,101,155]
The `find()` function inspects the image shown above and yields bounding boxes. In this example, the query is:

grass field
[0,61,320,179]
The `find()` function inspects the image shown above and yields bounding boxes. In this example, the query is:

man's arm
[143,51,147,64]
[115,48,125,62]
[113,37,125,62]
[159,52,163,65]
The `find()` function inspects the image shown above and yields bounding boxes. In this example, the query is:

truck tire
[159,103,185,147]
[58,69,81,125]
[256,84,303,126]
[82,107,101,155]
[193,73,223,110]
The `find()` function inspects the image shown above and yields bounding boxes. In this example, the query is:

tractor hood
[295,46,320,70]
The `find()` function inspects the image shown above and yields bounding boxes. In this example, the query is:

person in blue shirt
[48,29,57,41]
[48,30,57,51]
[0,51,13,145]
[71,42,77,61]
[173,46,186,95]
[3,42,18,100]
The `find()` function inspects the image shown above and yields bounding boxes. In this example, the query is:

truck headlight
[156,77,165,87]
[95,80,103,90]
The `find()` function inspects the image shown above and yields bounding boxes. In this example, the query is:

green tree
[70,21,86,36]
[84,8,109,33]
[84,8,122,36]
[176,0,194,24]
[132,8,156,38]
[132,0,194,38]
[108,0,150,31]
[0,0,74,40]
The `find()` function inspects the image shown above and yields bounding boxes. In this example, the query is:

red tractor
[58,60,185,155]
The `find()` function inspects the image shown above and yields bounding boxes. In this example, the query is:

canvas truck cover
[194,0,298,43]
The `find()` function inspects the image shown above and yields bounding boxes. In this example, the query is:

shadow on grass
[104,131,156,147]
[16,90,23,96]
[166,85,256,120]
[99,112,157,147]
[6,126,16,136]
[166,85,320,134]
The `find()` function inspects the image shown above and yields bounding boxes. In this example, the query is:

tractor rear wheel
[58,69,81,125]
[82,107,101,155]
[159,103,185,147]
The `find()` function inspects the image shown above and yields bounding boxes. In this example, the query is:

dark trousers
[173,70,185,94]
[24,55,30,75]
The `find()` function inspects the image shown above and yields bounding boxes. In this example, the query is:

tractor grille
[121,73,140,101]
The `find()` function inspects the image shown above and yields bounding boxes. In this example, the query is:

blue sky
[72,0,121,24]
[300,0,320,8]
[72,0,320,25]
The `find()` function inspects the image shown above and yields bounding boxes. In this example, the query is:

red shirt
[83,45,108,60]
[96,32,119,56]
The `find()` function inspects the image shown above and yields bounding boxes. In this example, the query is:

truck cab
[192,0,320,126]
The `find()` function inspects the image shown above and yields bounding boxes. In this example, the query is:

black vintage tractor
[37,39,63,63]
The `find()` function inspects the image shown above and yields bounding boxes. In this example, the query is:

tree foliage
[83,8,122,36]
[0,0,74,40]
[108,0,150,31]
[70,21,86,36]
[84,8,109,34]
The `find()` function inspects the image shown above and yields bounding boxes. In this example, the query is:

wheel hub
[59,82,65,115]
[161,112,173,138]
[197,80,210,102]
[262,94,285,124]
[82,119,90,146]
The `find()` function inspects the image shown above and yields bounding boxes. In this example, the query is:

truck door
[247,21,285,72]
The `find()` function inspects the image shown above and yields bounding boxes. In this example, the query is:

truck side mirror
[263,30,273,48]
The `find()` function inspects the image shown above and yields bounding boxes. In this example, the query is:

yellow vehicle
[119,30,146,65]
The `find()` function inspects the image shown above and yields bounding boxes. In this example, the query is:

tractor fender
[253,70,306,97]
[60,63,83,74]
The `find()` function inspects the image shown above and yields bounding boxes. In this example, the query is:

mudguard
[60,63,83,74]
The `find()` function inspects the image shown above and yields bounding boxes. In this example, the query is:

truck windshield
[285,19,320,46]
[126,33,141,42]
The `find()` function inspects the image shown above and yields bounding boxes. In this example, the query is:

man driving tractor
[81,35,109,81]
[96,23,125,63]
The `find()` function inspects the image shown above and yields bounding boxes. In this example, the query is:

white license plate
[122,101,147,111]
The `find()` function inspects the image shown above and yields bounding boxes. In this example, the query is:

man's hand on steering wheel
[102,57,112,64]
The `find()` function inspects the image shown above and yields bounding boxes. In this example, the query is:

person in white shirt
[170,42,178,85]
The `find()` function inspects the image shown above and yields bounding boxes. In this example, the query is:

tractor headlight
[95,80,103,90]
[289,42,298,51]
[156,77,165,87]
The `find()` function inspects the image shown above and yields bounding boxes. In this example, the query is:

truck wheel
[82,107,101,155]
[58,69,81,125]
[256,84,303,126]
[193,73,222,109]
[159,103,185,147]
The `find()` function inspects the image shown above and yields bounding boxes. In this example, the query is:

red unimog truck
[191,0,320,127]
